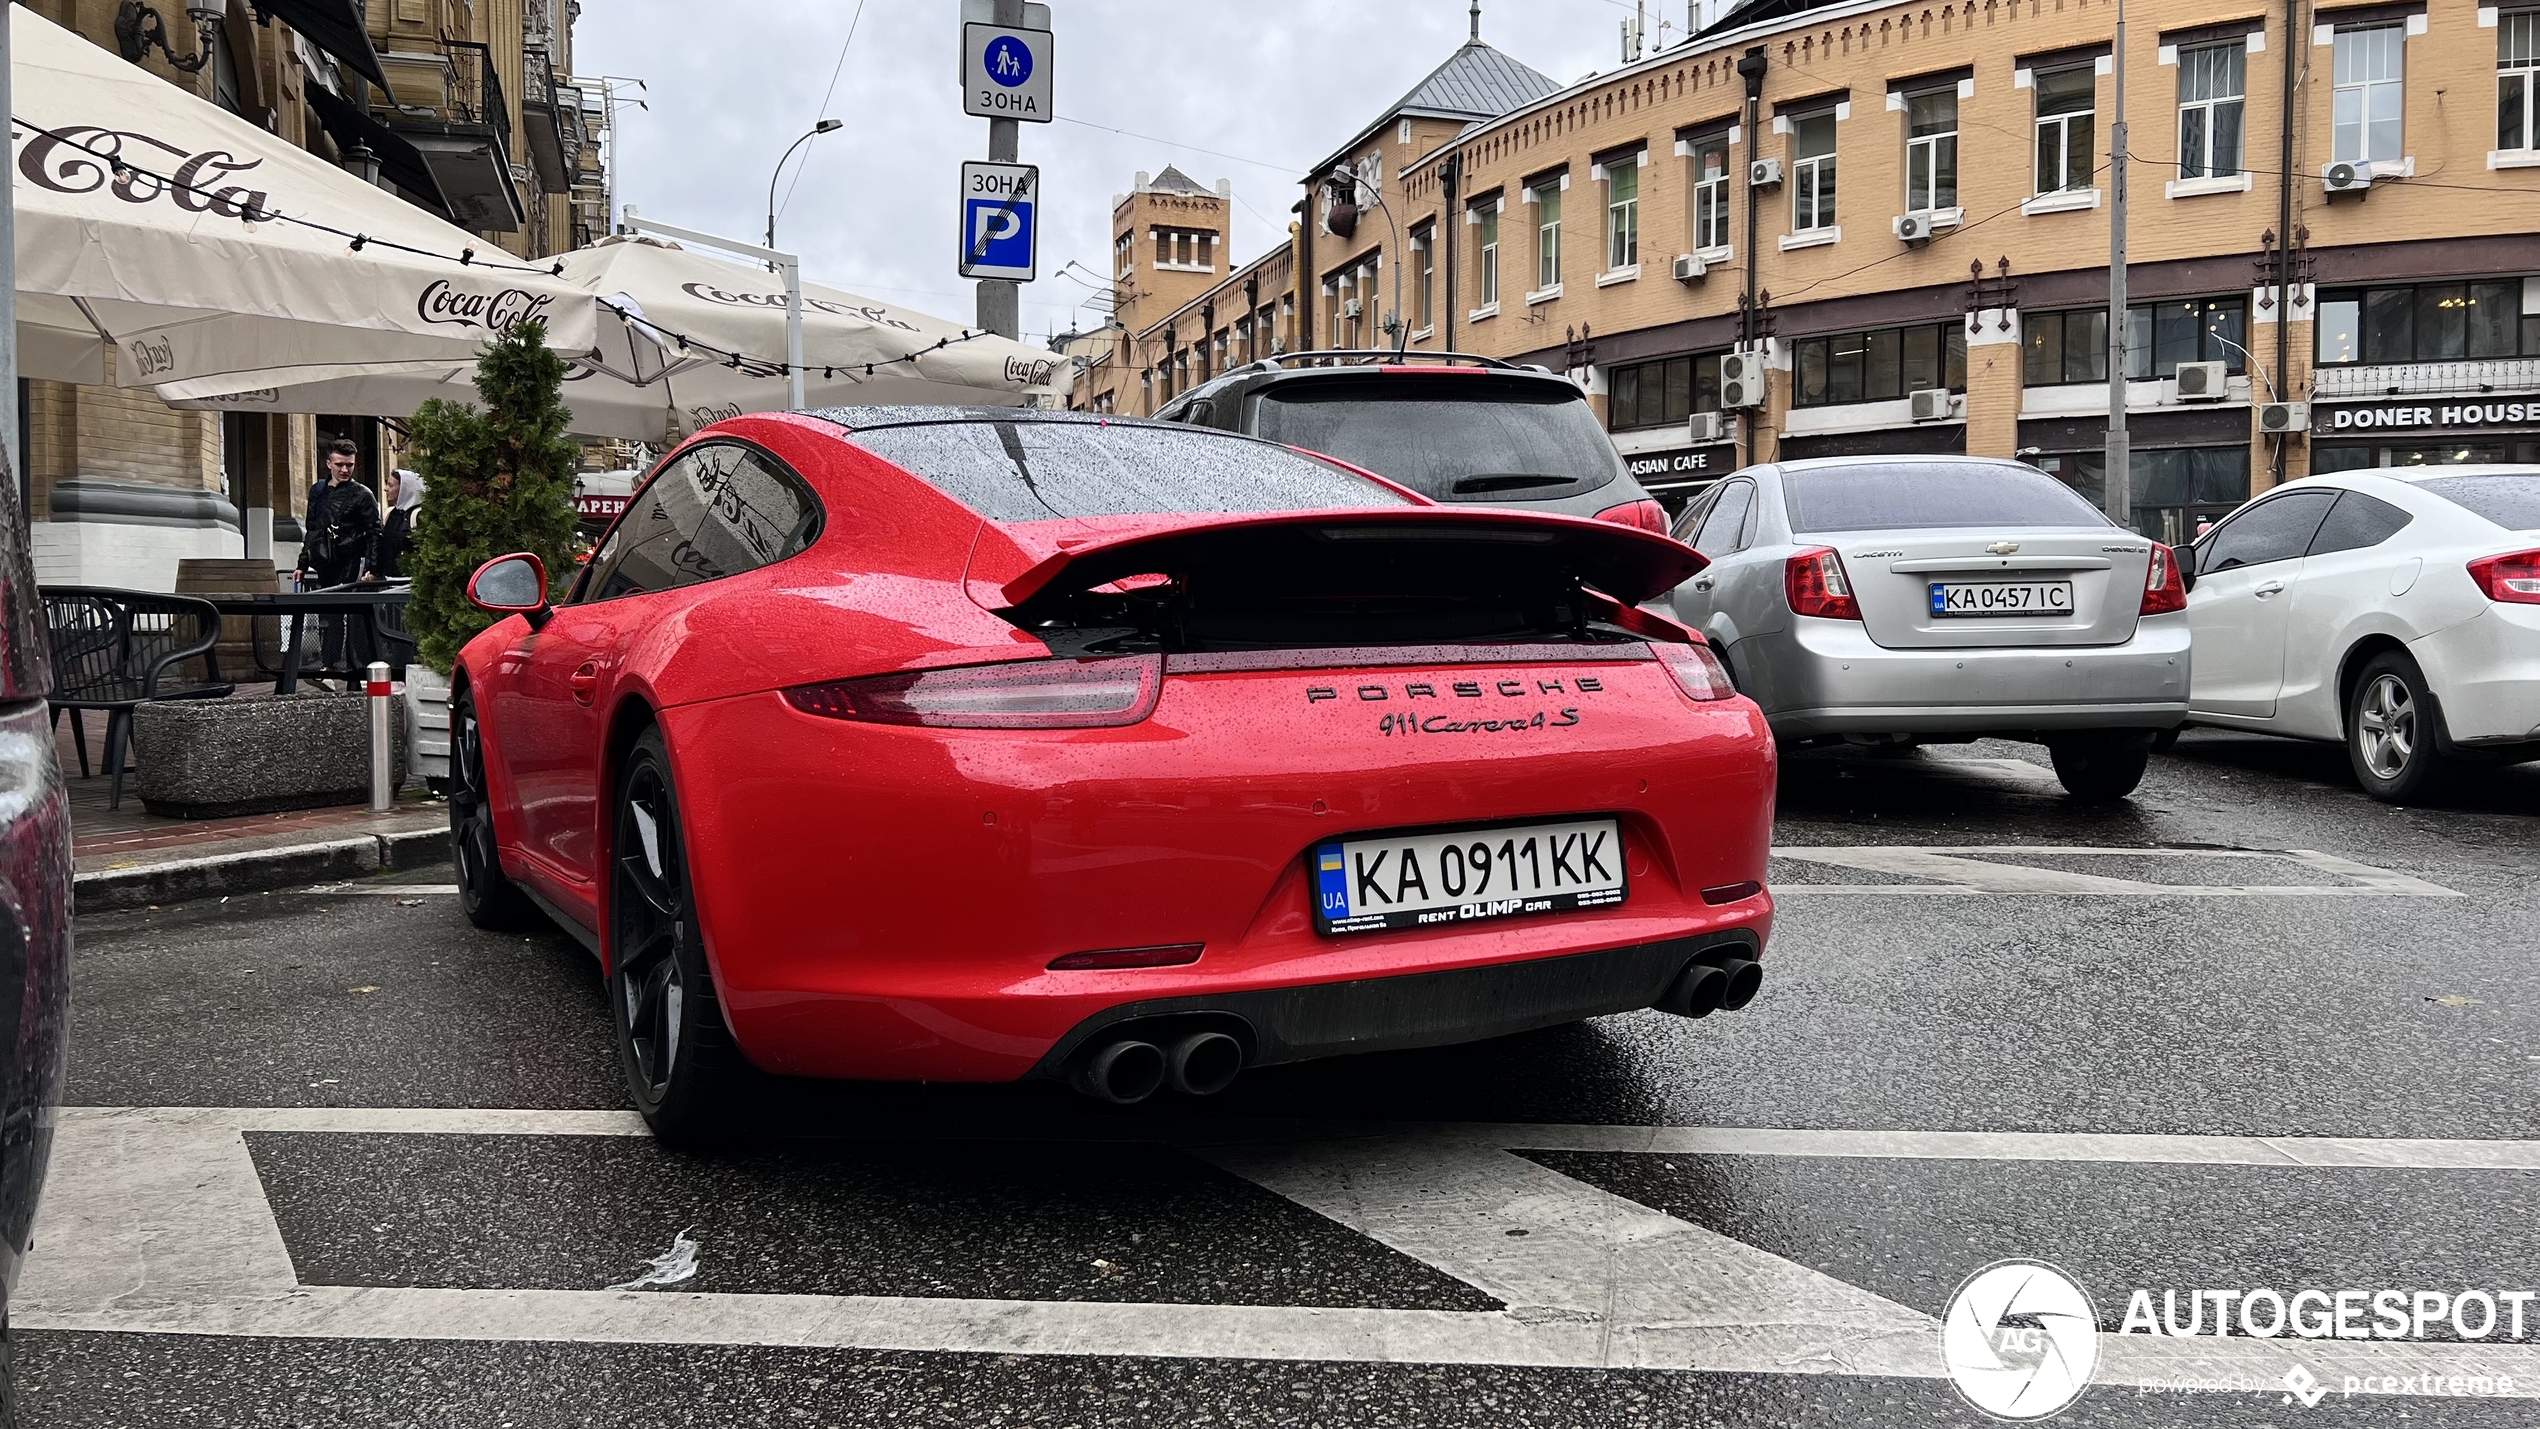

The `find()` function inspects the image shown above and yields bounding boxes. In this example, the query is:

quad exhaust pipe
[1656,955,1763,1019]
[1073,1029,1247,1104]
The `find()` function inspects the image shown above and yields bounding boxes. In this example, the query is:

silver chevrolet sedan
[1661,456,2192,800]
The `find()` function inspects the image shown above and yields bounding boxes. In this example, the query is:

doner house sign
[2316,399,2540,433]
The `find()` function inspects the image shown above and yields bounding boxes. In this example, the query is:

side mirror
[468,553,551,629]
[2174,541,2200,593]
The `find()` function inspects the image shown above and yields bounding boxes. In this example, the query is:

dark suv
[1152,352,1668,532]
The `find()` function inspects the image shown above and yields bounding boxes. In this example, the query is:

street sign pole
[977,0,1025,338]
[961,0,1050,340]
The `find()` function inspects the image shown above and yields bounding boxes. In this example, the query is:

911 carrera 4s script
[1314,818,1627,935]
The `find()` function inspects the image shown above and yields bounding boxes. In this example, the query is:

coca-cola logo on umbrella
[126,335,178,377]
[19,125,271,220]
[678,281,921,333]
[418,279,557,333]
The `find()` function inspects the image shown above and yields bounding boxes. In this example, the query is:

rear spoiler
[993,507,1705,617]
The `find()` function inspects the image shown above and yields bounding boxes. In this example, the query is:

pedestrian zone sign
[960,162,1039,281]
[962,23,1052,122]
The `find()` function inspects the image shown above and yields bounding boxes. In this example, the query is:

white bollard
[368,661,393,812]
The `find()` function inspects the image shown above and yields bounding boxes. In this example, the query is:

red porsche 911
[450,409,1775,1141]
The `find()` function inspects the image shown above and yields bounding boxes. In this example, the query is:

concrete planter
[135,691,407,820]
[405,663,452,789]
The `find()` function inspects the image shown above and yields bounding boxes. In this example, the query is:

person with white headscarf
[373,467,425,579]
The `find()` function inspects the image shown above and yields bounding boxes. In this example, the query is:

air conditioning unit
[2322,161,2373,196]
[1720,351,1768,409]
[1342,298,1364,320]
[2257,400,2310,434]
[1908,387,1953,422]
[1686,410,1727,442]
[1672,252,1707,282]
[1748,157,1783,188]
[1893,212,1934,244]
[2174,360,2230,400]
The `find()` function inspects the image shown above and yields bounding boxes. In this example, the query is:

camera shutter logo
[1941,1260,2100,1420]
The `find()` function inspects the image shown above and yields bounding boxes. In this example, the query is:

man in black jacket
[298,439,381,676]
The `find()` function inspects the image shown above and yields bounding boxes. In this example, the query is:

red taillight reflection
[2140,542,2188,616]
[785,656,1163,729]
[1596,498,1670,534]
[1784,546,1862,620]
[2468,549,2540,604]
[1701,880,1763,905]
[1652,641,1737,701]
[1048,943,1204,970]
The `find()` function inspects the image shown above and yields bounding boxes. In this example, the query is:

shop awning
[11,6,597,389]
[251,0,391,94]
[301,82,452,221]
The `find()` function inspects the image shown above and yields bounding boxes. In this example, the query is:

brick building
[19,0,609,588]
[1071,0,2540,546]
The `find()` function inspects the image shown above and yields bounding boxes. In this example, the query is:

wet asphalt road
[20,729,2540,1427]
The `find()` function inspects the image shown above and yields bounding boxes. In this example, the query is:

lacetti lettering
[1307,675,1605,736]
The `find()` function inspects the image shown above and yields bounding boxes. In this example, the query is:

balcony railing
[2311,359,2540,400]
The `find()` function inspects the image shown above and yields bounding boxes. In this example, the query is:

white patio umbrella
[155,236,1062,440]
[10,5,597,388]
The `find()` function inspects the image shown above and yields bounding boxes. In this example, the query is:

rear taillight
[1596,498,1670,534]
[785,656,1162,729]
[1652,641,1737,700]
[2468,549,2540,604]
[2140,542,2188,616]
[1784,546,1861,620]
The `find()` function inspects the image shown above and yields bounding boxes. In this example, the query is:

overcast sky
[575,1,1682,347]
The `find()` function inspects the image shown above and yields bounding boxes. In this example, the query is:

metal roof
[1311,40,1561,174]
[1145,165,1212,195]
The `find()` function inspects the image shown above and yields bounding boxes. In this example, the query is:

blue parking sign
[959,162,1038,280]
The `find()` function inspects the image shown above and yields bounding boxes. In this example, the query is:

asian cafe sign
[1622,444,1736,486]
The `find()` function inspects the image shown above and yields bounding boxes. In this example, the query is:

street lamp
[766,118,843,249]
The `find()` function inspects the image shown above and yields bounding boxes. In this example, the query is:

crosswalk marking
[23,1106,2540,1392]
[1772,845,2459,897]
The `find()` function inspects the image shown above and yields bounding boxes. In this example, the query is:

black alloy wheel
[450,689,533,930]
[610,727,746,1144]
[2346,650,2452,805]
[2045,731,2154,803]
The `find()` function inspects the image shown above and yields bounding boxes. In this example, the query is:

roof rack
[1235,350,1527,373]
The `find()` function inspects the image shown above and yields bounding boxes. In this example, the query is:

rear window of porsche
[2419,473,2540,531]
[847,421,1411,521]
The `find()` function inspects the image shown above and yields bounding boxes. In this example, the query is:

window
[1534,182,1563,290]
[2332,25,2405,166]
[1413,230,1434,330]
[1251,377,1626,504]
[1605,157,1639,270]
[2176,42,2246,179]
[2502,12,2540,151]
[2199,488,2338,571]
[586,443,821,601]
[1783,463,2108,534]
[1905,89,1959,212]
[2026,298,2248,383]
[1114,231,1134,278]
[1154,229,1214,271]
[1691,480,1756,558]
[1691,134,1732,250]
[849,421,1409,523]
[2306,490,2415,555]
[2316,281,2536,364]
[1476,204,1500,307]
[1608,353,1727,430]
[2422,473,2540,528]
[2034,65,2096,193]
[1792,111,1838,230]
[1790,322,1966,406]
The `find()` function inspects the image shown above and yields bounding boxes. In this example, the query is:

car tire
[2046,732,2153,803]
[610,726,749,1145]
[450,688,535,931]
[2346,651,2451,804]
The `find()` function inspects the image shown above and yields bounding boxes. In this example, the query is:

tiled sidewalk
[56,708,450,909]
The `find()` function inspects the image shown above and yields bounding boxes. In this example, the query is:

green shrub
[404,319,581,673]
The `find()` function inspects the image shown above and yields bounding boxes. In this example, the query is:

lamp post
[765,118,843,250]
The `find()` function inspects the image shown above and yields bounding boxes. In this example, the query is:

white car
[2181,467,2540,801]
